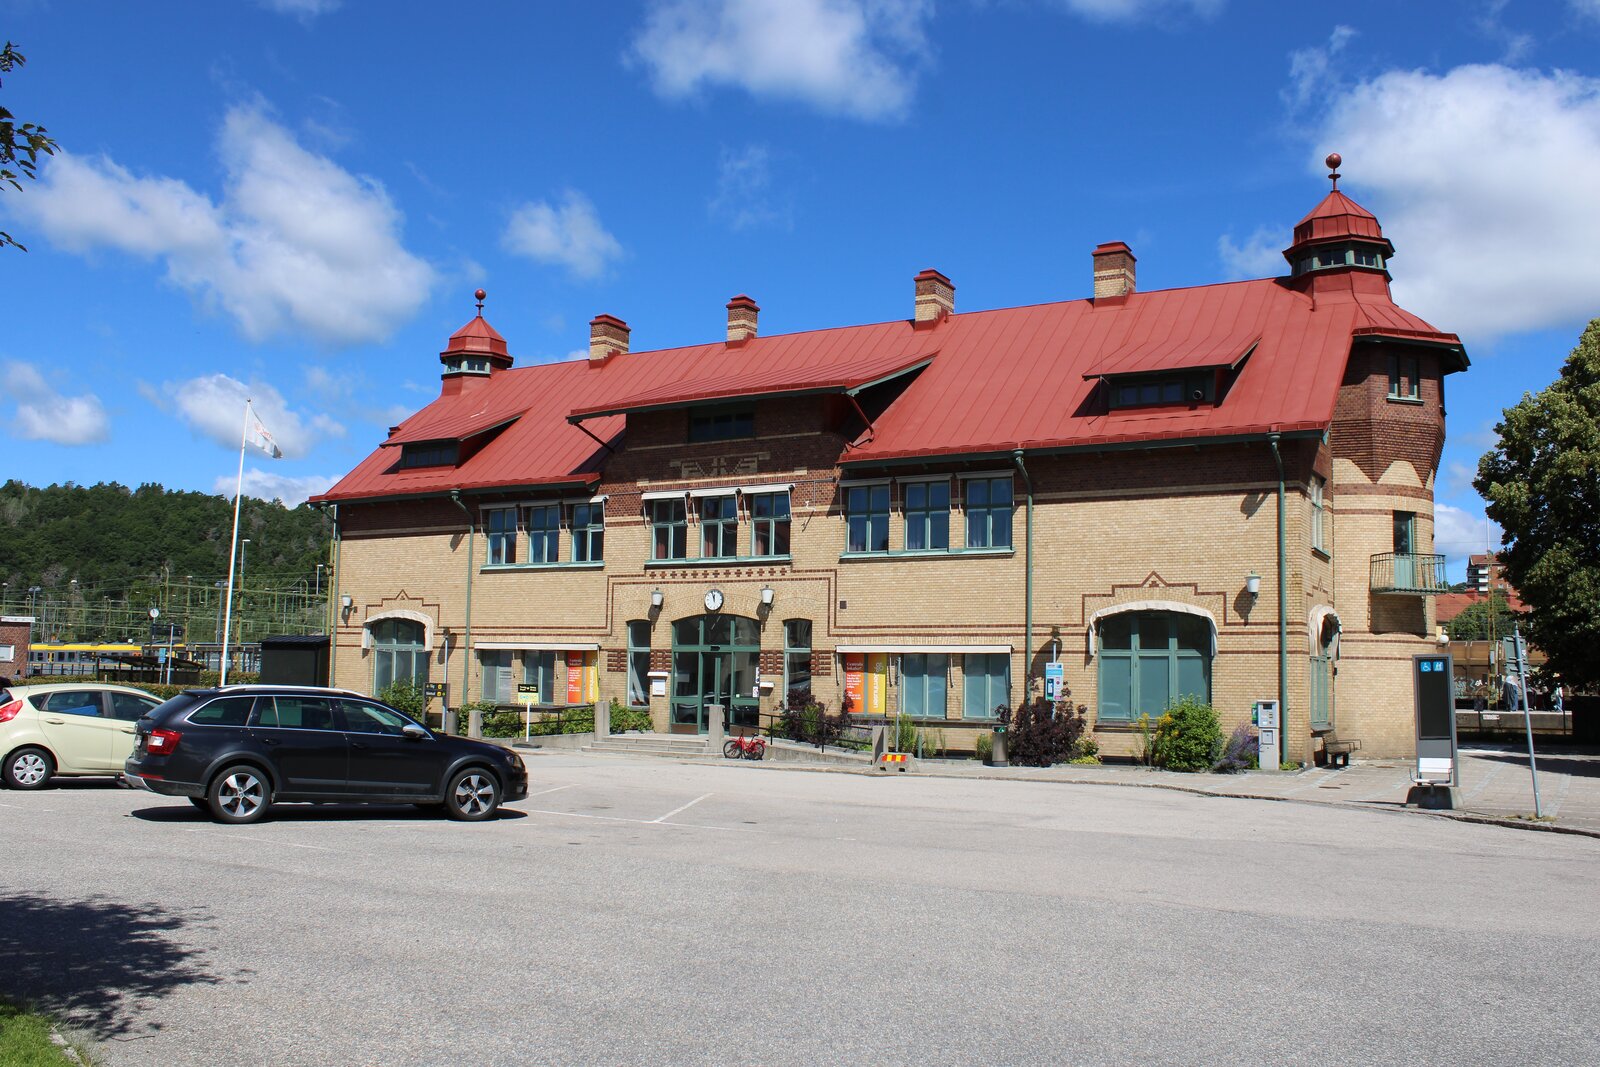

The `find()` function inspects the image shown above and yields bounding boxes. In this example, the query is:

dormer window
[399,442,458,468]
[444,357,492,375]
[1293,244,1384,276]
[1108,372,1216,409]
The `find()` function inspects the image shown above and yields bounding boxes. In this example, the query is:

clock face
[704,588,724,612]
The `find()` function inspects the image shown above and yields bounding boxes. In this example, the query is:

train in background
[25,641,260,677]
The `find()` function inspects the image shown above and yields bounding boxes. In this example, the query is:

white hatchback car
[0,682,165,789]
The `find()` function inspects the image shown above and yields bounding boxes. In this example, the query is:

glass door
[1393,512,1416,589]
[669,615,761,733]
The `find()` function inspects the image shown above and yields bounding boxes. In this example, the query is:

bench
[1321,731,1362,769]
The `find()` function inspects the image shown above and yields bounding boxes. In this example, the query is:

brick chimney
[914,269,954,325]
[1092,242,1136,301]
[726,295,759,346]
[589,314,630,365]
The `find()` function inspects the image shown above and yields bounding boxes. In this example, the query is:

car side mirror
[402,723,429,741]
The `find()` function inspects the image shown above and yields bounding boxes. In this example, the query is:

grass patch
[0,999,93,1065]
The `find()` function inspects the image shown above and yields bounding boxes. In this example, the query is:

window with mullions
[964,477,1013,549]
[627,621,651,708]
[398,442,456,468]
[571,502,604,563]
[1387,354,1420,400]
[904,480,950,551]
[1096,612,1211,722]
[750,492,791,556]
[846,484,890,553]
[901,653,948,719]
[480,650,512,703]
[371,619,429,693]
[527,505,560,563]
[523,651,560,705]
[650,499,688,560]
[962,653,1009,719]
[784,620,812,697]
[1311,476,1327,554]
[486,507,517,565]
[700,495,738,558]
[688,406,754,442]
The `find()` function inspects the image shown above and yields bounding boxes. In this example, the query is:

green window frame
[901,653,948,719]
[1095,612,1211,722]
[371,618,429,694]
[962,653,1009,720]
[480,650,512,703]
[571,501,604,563]
[626,621,650,708]
[650,499,688,560]
[527,505,560,563]
[522,651,560,706]
[750,492,791,557]
[903,480,950,551]
[784,619,812,697]
[486,507,517,565]
[700,495,738,558]
[846,484,890,553]
[1311,476,1327,553]
[964,477,1013,549]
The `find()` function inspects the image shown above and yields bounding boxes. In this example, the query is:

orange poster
[843,653,864,713]
[566,650,584,704]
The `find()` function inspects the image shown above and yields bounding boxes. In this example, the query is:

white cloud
[1284,25,1356,110]
[257,0,341,19]
[1434,501,1500,555]
[629,0,933,121]
[1053,0,1223,22]
[1316,64,1600,339]
[216,470,337,508]
[1572,1,1600,21]
[503,191,624,281]
[1217,226,1285,280]
[710,144,792,231]
[164,373,340,459]
[2,360,110,446]
[20,103,434,346]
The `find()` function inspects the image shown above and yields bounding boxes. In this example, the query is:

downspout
[1267,433,1288,768]
[1013,449,1033,701]
[328,504,341,688]
[449,490,475,713]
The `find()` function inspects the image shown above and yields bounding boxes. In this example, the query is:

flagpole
[220,400,251,686]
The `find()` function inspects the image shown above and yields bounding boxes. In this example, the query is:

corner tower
[440,289,512,396]
[1283,154,1396,298]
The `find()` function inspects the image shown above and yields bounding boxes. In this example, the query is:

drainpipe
[449,491,475,717]
[1267,433,1288,768]
[1012,449,1033,701]
[328,504,341,688]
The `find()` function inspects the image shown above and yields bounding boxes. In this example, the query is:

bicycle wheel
[745,739,766,760]
[722,738,741,759]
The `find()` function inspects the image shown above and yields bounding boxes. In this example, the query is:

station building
[315,161,1467,761]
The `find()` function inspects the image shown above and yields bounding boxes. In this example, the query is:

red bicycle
[723,734,766,760]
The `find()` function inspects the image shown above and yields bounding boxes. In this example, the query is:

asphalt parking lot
[3,753,1598,1066]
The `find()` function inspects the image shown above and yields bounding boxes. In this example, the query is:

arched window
[1096,611,1211,722]
[371,618,429,693]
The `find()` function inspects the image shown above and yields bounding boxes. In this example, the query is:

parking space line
[183,828,337,852]
[651,792,712,824]
[519,804,763,835]
[525,784,575,798]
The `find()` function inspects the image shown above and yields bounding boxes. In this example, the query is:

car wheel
[445,767,500,821]
[208,765,271,825]
[4,747,55,790]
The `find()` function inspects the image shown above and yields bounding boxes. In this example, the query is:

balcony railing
[1370,552,1448,595]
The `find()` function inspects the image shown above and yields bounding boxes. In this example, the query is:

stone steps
[582,733,711,757]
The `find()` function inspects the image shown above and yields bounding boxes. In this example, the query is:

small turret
[440,289,512,395]
[1283,154,1396,292]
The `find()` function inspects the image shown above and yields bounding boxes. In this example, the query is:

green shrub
[975,731,994,762]
[609,698,652,733]
[917,727,945,758]
[1068,754,1102,765]
[894,714,917,752]
[378,679,426,720]
[1150,696,1224,772]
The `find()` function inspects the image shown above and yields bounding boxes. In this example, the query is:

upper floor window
[486,507,517,566]
[398,442,456,469]
[651,499,688,560]
[527,504,561,563]
[1388,354,1420,400]
[1108,373,1215,409]
[571,502,604,563]
[964,477,1013,549]
[750,491,791,557]
[1310,476,1327,554]
[845,484,890,553]
[1353,249,1383,268]
[700,495,738,558]
[688,405,754,443]
[904,480,950,551]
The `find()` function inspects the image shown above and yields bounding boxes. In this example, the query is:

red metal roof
[1288,189,1390,252]
[1082,327,1259,379]
[316,257,1466,503]
[442,313,508,358]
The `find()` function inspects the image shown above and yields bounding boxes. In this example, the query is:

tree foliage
[1445,592,1521,641]
[1475,318,1600,689]
[1,42,60,252]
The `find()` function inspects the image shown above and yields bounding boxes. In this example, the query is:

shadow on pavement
[0,890,224,1039]
[129,801,527,823]
[1471,752,1600,778]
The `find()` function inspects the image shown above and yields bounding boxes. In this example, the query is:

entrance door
[1393,512,1416,589]
[670,615,760,734]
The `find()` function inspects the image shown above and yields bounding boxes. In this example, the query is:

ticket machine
[1407,653,1458,809]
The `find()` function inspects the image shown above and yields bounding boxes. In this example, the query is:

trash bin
[988,725,1009,768]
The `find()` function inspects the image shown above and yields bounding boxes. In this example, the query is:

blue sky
[4,0,1600,579]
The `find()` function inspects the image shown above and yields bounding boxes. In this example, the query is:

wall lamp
[341,594,354,609]
[760,585,775,607]
[1245,572,1261,598]
[650,588,664,609]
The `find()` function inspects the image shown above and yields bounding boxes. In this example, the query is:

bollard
[443,708,459,735]
[594,698,610,740]
[467,707,484,738]
[988,726,1009,767]
[707,703,725,755]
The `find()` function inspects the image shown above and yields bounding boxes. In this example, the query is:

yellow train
[25,642,144,676]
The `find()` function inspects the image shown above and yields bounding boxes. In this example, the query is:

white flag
[250,411,284,459]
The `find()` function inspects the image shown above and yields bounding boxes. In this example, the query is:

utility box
[258,634,330,687]
[1253,700,1279,771]
[1409,653,1458,808]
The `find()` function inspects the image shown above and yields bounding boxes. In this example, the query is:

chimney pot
[914,269,955,324]
[726,294,760,345]
[589,314,630,364]
[1092,242,1137,301]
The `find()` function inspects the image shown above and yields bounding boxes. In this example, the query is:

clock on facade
[704,588,724,612]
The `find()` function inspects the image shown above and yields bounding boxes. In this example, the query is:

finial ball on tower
[1325,153,1342,171]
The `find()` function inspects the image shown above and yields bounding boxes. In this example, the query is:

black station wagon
[124,685,528,824]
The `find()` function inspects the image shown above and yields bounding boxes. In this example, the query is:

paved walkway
[908,745,1600,836]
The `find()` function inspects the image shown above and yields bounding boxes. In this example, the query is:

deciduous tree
[1,42,59,252]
